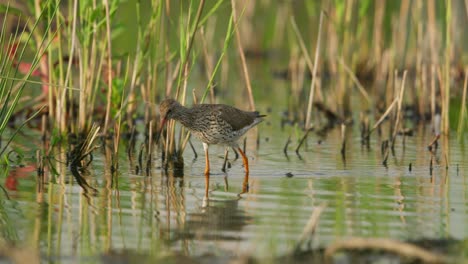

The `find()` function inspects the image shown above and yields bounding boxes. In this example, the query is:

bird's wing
[218,105,259,131]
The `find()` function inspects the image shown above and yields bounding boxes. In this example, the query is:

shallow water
[2,111,467,262]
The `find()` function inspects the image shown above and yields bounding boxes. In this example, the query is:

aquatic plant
[0,2,57,158]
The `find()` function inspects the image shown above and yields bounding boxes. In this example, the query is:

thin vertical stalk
[175,0,205,98]
[290,17,314,88]
[430,65,436,123]
[200,27,216,103]
[305,11,324,130]
[32,0,49,88]
[397,0,411,68]
[126,0,144,126]
[163,0,205,160]
[61,0,78,133]
[103,0,113,133]
[457,69,467,137]
[338,0,354,118]
[391,70,408,149]
[200,11,235,103]
[442,0,452,134]
[0,2,57,147]
[427,0,438,64]
[373,0,384,63]
[54,0,64,133]
[113,60,130,170]
[230,0,255,110]
[77,20,86,131]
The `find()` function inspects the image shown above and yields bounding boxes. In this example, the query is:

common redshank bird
[158,98,265,175]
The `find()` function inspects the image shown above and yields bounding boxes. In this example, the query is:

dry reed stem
[430,65,437,123]
[290,17,314,82]
[179,90,199,152]
[391,70,408,149]
[340,123,346,156]
[420,64,427,119]
[61,0,78,133]
[165,0,205,159]
[457,69,467,136]
[73,18,83,129]
[396,0,410,67]
[465,0,468,21]
[164,44,174,97]
[306,12,324,129]
[428,134,440,151]
[435,66,445,134]
[325,237,448,263]
[113,122,120,160]
[367,98,398,137]
[148,120,153,163]
[372,1,384,63]
[41,113,47,141]
[295,203,326,251]
[81,124,100,157]
[126,28,142,125]
[178,63,189,151]
[442,0,451,134]
[103,0,113,133]
[427,0,438,64]
[32,1,49,93]
[230,0,255,110]
[337,57,371,105]
[36,149,43,176]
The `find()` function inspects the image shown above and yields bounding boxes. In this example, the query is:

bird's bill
[155,117,167,143]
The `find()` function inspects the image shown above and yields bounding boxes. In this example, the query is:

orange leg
[203,143,210,175]
[203,143,210,197]
[237,147,249,173]
[204,171,210,198]
[241,170,249,194]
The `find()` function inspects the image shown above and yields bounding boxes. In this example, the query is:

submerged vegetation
[0,0,467,263]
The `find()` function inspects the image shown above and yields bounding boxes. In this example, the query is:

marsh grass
[280,1,466,157]
[0,2,57,157]
[0,2,466,263]
[2,1,465,164]
[160,0,235,171]
[0,0,465,204]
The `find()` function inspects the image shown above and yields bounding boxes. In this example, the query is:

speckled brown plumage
[158,98,265,175]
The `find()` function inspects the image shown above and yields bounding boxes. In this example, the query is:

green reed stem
[175,0,206,99]
[103,0,114,134]
[200,10,235,103]
[457,69,467,138]
[180,0,233,154]
[0,0,58,138]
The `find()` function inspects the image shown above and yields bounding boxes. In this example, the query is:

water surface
[3,113,467,262]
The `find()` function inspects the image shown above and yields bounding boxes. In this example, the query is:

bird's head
[157,98,180,142]
[160,99,179,123]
